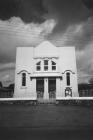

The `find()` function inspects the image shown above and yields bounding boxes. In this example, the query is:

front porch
[36,77,56,101]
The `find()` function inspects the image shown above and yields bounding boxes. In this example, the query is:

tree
[8,83,14,90]
[0,81,3,88]
[78,83,91,90]
[89,78,93,85]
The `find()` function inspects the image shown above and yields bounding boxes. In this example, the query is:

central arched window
[22,73,26,86]
[35,59,57,71]
[44,60,48,71]
[36,61,41,71]
[52,61,56,71]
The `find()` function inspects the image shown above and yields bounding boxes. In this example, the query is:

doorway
[36,78,44,99]
[48,78,56,99]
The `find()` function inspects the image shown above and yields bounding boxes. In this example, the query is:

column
[56,78,61,99]
[31,78,37,100]
[44,78,49,100]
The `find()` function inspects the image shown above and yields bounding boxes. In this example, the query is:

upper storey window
[22,73,26,86]
[66,72,70,86]
[35,59,57,71]
[52,61,56,71]
[44,60,48,71]
[36,61,41,71]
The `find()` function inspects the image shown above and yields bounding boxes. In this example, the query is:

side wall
[56,47,78,99]
[14,47,36,99]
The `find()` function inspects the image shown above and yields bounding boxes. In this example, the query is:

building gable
[34,41,58,58]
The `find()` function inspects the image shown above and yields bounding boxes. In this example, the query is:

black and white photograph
[0,0,93,139]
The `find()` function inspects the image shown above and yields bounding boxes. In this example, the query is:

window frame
[44,60,48,71]
[36,61,41,71]
[51,61,56,71]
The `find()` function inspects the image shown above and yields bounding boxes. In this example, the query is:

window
[44,60,48,71]
[36,61,41,71]
[22,73,26,86]
[52,61,56,71]
[66,72,70,86]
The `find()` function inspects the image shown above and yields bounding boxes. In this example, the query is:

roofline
[16,46,34,48]
[16,46,75,48]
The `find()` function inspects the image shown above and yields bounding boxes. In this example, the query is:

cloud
[65,17,93,49]
[82,0,93,9]
[0,62,15,86]
[0,63,15,72]
[0,0,47,23]
[47,17,93,49]
[0,0,93,85]
[0,17,57,85]
[0,70,15,86]
[46,17,93,83]
[0,17,56,63]
[0,16,92,85]
[44,0,92,34]
[76,41,93,83]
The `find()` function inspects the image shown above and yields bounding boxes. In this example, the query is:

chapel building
[14,41,78,100]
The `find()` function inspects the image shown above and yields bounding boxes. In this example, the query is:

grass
[0,103,93,140]
[0,103,93,128]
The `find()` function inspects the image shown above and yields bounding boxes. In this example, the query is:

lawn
[0,103,93,140]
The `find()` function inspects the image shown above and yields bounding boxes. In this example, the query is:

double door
[36,77,56,100]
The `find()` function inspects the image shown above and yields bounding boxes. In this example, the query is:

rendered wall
[14,47,36,99]
[56,47,78,99]
[14,41,78,99]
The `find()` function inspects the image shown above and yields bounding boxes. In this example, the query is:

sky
[0,0,93,86]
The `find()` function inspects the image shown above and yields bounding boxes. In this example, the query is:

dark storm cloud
[82,0,93,9]
[44,0,93,33]
[0,0,47,23]
[0,0,93,84]
[63,17,93,49]
[0,0,92,28]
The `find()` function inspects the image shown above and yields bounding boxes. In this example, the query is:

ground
[0,103,93,140]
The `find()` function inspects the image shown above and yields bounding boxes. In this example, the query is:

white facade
[14,41,78,100]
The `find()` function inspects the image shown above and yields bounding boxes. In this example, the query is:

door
[36,78,44,99]
[48,78,56,99]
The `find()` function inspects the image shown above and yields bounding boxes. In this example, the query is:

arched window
[36,61,41,71]
[44,60,48,71]
[52,61,56,71]
[22,73,26,86]
[66,72,70,86]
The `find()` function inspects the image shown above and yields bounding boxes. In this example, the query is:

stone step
[37,99,56,104]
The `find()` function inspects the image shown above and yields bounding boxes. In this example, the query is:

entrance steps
[37,99,56,104]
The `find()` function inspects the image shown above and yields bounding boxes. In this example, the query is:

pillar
[44,78,49,100]
[31,78,37,100]
[56,78,61,99]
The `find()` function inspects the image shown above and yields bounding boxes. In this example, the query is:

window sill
[20,86,27,89]
[35,70,58,73]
